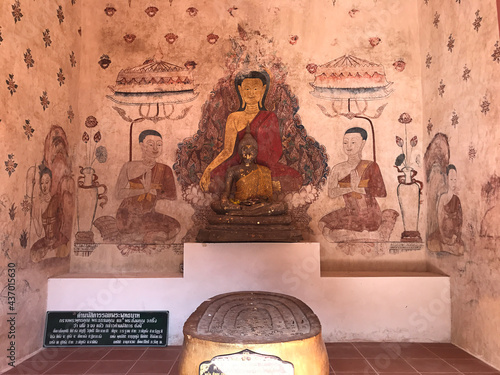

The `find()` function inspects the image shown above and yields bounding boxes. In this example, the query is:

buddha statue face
[343,132,366,157]
[241,144,258,164]
[239,78,266,107]
[140,135,163,160]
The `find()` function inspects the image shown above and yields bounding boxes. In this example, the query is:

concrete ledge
[48,243,450,345]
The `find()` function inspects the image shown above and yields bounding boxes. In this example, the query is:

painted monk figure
[319,127,386,239]
[211,129,287,216]
[200,70,302,194]
[115,130,180,243]
[31,166,70,262]
[428,164,464,255]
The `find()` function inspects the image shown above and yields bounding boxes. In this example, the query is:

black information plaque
[44,311,168,347]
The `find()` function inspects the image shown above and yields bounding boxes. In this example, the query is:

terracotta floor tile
[2,361,58,375]
[142,349,180,361]
[128,360,175,374]
[326,343,363,359]
[42,360,95,374]
[25,349,75,362]
[101,349,145,361]
[86,360,136,374]
[353,343,403,359]
[445,358,500,373]
[330,358,376,373]
[406,358,459,373]
[398,345,439,359]
[64,349,111,361]
[427,346,474,359]
[366,358,417,373]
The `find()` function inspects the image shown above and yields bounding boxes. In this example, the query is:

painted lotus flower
[398,112,412,124]
[164,33,178,44]
[184,61,197,70]
[85,115,98,128]
[186,7,198,16]
[82,132,90,143]
[145,6,158,17]
[306,63,317,74]
[410,136,418,147]
[123,34,136,43]
[104,6,116,16]
[396,136,404,147]
[207,33,219,44]
[289,35,299,45]
[93,131,101,143]
[98,55,111,69]
[40,91,50,110]
[393,59,406,72]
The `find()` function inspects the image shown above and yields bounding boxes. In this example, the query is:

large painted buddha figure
[199,70,302,194]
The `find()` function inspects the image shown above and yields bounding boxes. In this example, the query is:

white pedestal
[48,243,451,345]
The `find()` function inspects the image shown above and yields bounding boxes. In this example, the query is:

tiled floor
[3,342,499,374]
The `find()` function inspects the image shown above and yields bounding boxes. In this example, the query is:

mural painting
[424,133,464,256]
[480,175,500,238]
[88,52,196,256]
[175,27,329,241]
[308,55,403,252]
[25,125,74,263]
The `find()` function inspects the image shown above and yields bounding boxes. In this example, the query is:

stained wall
[0,0,81,371]
[418,0,500,369]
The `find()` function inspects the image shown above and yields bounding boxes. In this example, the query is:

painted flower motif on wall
[433,12,440,28]
[447,34,455,52]
[469,144,477,162]
[395,113,418,169]
[492,41,500,63]
[480,95,490,115]
[57,5,64,24]
[0,27,3,45]
[184,61,197,70]
[104,6,116,16]
[4,154,18,177]
[207,33,219,44]
[67,105,74,123]
[451,110,459,128]
[348,8,359,17]
[98,55,111,69]
[438,79,445,97]
[19,230,28,248]
[11,0,23,23]
[24,48,34,69]
[186,7,198,16]
[57,68,65,86]
[427,118,433,135]
[40,91,50,111]
[393,59,406,72]
[425,53,432,68]
[21,196,31,215]
[85,115,98,128]
[462,65,470,81]
[289,35,299,45]
[473,10,482,32]
[306,63,317,74]
[6,74,17,95]
[43,29,52,47]
[369,37,381,47]
[23,119,34,140]
[164,33,178,44]
[123,34,136,43]
[70,51,77,67]
[9,203,16,221]
[227,7,238,17]
[144,6,158,17]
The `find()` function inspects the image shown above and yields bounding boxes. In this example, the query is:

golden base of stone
[179,334,329,375]
[179,291,328,374]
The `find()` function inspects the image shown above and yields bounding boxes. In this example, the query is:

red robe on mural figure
[319,160,386,232]
[116,162,180,243]
[210,111,303,193]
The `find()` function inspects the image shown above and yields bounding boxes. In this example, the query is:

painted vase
[76,166,108,244]
[397,167,422,242]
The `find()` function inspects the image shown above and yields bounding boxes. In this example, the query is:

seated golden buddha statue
[211,129,287,217]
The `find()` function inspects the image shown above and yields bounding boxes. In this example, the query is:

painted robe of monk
[116,163,180,243]
[319,160,386,232]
